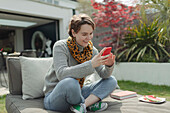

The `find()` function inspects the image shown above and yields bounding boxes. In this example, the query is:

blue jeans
[44,76,117,112]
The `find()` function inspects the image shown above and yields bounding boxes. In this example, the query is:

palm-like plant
[145,0,170,40]
[116,19,169,62]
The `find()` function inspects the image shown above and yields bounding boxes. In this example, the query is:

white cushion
[19,56,53,100]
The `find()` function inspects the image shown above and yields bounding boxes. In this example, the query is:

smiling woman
[43,13,117,113]
[72,24,93,47]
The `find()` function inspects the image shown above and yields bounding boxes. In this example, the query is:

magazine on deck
[110,90,137,100]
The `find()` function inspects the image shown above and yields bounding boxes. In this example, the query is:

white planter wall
[112,63,170,86]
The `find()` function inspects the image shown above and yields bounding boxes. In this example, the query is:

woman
[43,13,117,113]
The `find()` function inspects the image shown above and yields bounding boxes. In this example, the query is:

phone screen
[102,47,112,56]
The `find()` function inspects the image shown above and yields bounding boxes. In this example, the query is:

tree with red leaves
[91,0,139,53]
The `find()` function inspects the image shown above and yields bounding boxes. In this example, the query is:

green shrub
[116,19,169,62]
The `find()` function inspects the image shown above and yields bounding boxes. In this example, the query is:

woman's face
[72,24,93,47]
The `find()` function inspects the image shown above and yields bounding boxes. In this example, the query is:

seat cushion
[5,94,62,113]
[6,90,170,113]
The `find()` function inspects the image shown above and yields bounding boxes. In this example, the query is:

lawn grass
[0,95,7,113]
[118,80,170,101]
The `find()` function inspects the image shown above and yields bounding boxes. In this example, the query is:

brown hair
[68,13,96,37]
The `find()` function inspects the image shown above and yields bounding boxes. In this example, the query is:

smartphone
[102,47,112,56]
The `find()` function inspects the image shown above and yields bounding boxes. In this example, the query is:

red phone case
[102,47,112,56]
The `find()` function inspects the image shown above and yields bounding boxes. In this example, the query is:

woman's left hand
[104,53,115,66]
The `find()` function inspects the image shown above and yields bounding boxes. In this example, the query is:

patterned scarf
[67,36,93,88]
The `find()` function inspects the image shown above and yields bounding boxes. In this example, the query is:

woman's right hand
[91,48,110,68]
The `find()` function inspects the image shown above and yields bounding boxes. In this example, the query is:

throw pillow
[19,56,53,100]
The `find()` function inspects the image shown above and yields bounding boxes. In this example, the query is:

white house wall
[0,0,78,40]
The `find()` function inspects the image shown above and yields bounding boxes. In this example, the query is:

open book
[110,90,137,100]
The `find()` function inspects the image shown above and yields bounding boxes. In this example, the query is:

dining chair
[19,49,37,57]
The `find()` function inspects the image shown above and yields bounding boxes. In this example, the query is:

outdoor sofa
[6,56,170,113]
